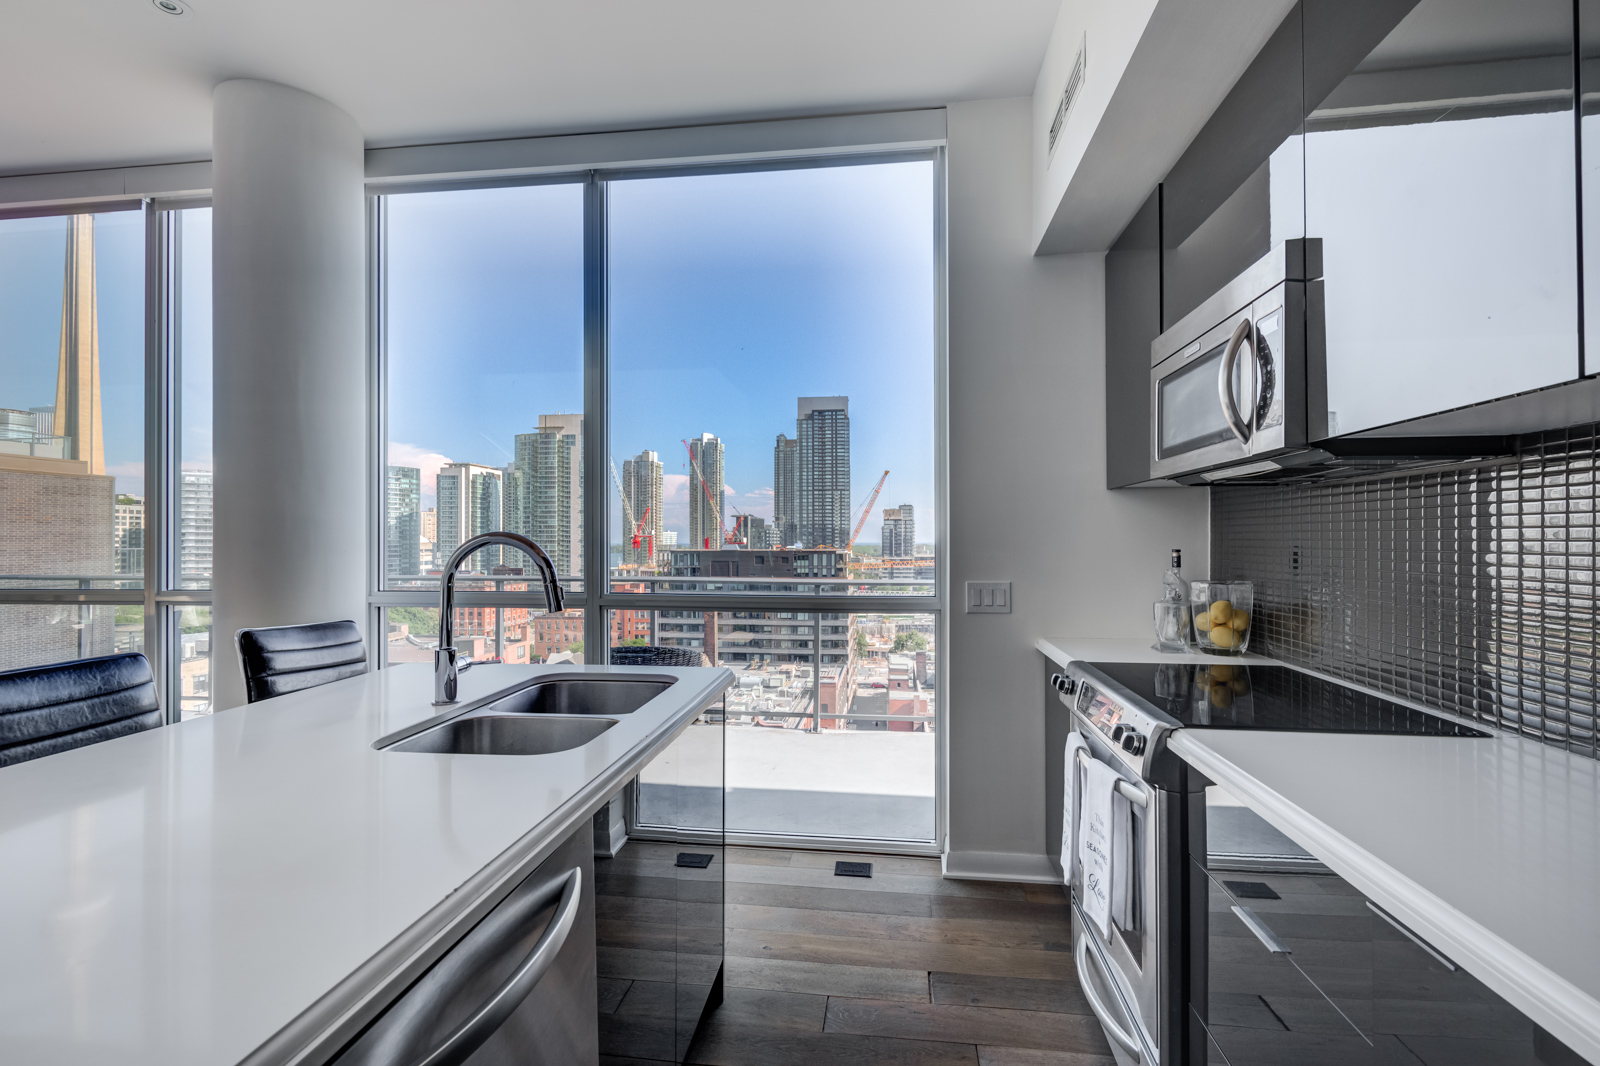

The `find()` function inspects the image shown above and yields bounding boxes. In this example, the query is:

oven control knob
[1111,725,1127,743]
[1050,673,1077,695]
[1120,730,1146,756]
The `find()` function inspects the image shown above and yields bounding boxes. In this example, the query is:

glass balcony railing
[0,573,146,591]
[607,573,935,597]
[615,608,936,843]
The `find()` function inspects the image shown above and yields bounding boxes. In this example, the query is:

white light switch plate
[966,581,1012,614]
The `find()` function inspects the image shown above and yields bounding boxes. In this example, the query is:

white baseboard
[942,848,1063,884]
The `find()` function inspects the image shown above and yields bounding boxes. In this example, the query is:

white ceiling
[0,0,1061,177]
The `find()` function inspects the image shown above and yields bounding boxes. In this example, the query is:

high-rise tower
[688,433,724,550]
[881,504,915,557]
[386,466,422,578]
[622,449,664,565]
[797,396,850,548]
[54,215,105,475]
[509,413,583,579]
[773,434,798,547]
[436,463,504,572]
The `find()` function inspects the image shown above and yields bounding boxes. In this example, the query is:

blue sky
[0,210,147,494]
[0,165,936,548]
[386,160,936,547]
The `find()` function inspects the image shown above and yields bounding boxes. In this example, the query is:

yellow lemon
[1208,626,1238,649]
[1209,683,1233,709]
[1230,609,1250,633]
[1193,609,1211,632]
[1209,600,1234,627]
[1210,664,1234,683]
[1231,677,1250,694]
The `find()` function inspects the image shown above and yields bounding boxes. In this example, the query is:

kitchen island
[1041,637,1600,1064]
[0,661,732,1066]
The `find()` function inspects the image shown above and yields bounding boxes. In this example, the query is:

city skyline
[387,388,930,574]
[386,160,935,551]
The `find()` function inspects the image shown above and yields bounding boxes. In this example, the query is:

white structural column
[211,80,367,710]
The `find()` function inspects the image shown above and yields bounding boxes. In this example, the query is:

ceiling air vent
[1048,36,1086,158]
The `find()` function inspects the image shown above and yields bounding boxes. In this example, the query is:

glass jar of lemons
[1190,581,1254,655]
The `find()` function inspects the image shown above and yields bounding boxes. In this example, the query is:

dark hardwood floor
[602,845,1116,1066]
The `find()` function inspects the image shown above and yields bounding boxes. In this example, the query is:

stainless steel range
[1049,660,1490,1066]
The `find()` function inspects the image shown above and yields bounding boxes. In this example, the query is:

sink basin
[483,677,672,716]
[384,715,617,755]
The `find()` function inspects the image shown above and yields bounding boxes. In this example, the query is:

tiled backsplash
[1210,425,1599,757]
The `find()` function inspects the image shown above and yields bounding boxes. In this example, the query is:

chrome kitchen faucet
[434,532,565,705]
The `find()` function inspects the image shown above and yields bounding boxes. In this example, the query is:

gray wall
[944,97,1210,881]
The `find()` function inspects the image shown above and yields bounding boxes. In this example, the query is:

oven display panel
[1085,691,1125,738]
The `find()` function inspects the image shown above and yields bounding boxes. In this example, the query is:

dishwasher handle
[414,866,582,1066]
[351,865,582,1066]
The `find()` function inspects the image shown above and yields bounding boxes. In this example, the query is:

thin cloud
[387,442,454,496]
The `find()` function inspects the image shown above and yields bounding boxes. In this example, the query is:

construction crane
[631,505,653,559]
[609,457,649,562]
[681,439,746,548]
[845,470,891,553]
[609,458,637,531]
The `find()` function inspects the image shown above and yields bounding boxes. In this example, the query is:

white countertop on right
[1167,725,1600,1064]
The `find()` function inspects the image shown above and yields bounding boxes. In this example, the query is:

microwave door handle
[1218,318,1254,445]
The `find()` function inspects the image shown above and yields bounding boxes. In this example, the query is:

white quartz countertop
[0,662,731,1066]
[1038,636,1600,1063]
[1036,635,1273,668]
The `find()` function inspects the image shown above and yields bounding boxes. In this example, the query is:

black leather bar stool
[0,653,162,768]
[607,645,709,667]
[236,620,368,704]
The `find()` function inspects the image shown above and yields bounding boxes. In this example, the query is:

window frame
[367,149,949,850]
[0,196,211,722]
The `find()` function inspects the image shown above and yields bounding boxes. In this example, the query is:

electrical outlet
[966,581,1012,614]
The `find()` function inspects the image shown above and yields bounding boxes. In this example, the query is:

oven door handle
[1218,317,1255,445]
[1074,747,1149,808]
[1075,931,1144,1064]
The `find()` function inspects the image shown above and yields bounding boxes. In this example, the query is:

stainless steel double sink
[377,676,674,756]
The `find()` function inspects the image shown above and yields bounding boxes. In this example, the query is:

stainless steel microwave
[1150,240,1322,482]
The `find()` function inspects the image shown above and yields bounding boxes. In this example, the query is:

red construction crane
[631,505,653,558]
[682,438,745,547]
[845,470,891,553]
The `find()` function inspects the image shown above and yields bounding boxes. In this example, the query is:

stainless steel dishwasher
[331,826,597,1066]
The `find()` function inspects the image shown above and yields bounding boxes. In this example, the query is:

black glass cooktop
[1087,662,1491,737]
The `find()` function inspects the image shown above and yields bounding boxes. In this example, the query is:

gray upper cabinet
[1161,5,1305,332]
[1106,0,1594,488]
[1105,190,1162,489]
[1583,0,1600,368]
[1306,0,1579,440]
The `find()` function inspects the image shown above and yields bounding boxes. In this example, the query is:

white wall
[1031,0,1294,254]
[1032,0,1157,250]
[211,81,369,710]
[945,97,1208,881]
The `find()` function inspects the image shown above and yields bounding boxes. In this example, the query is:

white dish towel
[1061,732,1089,885]
[1078,756,1133,939]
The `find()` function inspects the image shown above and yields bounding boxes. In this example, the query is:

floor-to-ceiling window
[0,199,211,720]
[167,206,214,718]
[606,160,940,845]
[373,152,943,848]
[373,179,587,664]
